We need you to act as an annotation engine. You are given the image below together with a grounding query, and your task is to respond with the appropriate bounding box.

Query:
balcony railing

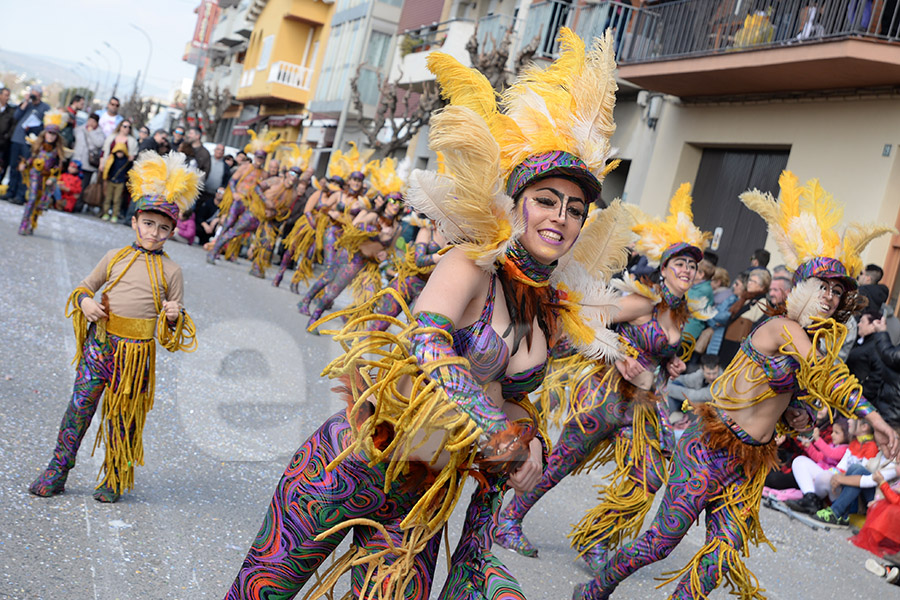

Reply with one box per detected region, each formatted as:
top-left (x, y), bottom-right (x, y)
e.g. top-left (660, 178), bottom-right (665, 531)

top-left (476, 13), bottom-right (517, 53)
top-left (401, 19), bottom-right (473, 55)
top-left (573, 1), bottom-right (649, 63)
top-left (521, 0), bottom-right (576, 58)
top-left (607, 0), bottom-right (900, 65)
top-left (268, 61), bottom-right (314, 91)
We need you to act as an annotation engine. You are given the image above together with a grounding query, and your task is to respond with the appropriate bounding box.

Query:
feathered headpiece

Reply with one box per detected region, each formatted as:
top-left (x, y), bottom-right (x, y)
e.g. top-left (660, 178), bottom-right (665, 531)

top-left (244, 129), bottom-right (280, 157)
top-left (406, 28), bottom-right (619, 269)
top-left (740, 170), bottom-right (895, 290)
top-left (629, 183), bottom-right (710, 267)
top-left (43, 109), bottom-right (66, 133)
top-left (279, 143), bottom-right (313, 174)
top-left (127, 151), bottom-right (203, 222)
top-left (328, 141), bottom-right (373, 181)
top-left (367, 157), bottom-right (404, 198)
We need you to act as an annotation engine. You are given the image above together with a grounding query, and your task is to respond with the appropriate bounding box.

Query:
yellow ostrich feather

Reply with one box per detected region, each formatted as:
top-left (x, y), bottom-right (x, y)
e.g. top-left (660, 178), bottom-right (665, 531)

top-left (328, 141), bottom-right (374, 180)
top-left (572, 201), bottom-right (636, 281)
top-left (427, 52), bottom-right (499, 122)
top-left (243, 129), bottom-right (280, 155)
top-left (741, 170), bottom-right (895, 275)
top-left (127, 151), bottom-right (202, 211)
top-left (632, 183), bottom-right (710, 266)
top-left (368, 157), bottom-right (404, 197)
top-left (43, 109), bottom-right (66, 130)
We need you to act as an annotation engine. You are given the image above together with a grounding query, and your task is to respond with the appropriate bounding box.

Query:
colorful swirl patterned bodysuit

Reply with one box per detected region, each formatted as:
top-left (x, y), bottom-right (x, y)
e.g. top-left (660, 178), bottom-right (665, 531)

top-left (496, 302), bottom-right (679, 562)
top-left (207, 166), bottom-right (265, 262)
top-left (576, 317), bottom-right (875, 600)
top-left (226, 270), bottom-right (548, 600)
top-left (18, 143), bottom-right (60, 235)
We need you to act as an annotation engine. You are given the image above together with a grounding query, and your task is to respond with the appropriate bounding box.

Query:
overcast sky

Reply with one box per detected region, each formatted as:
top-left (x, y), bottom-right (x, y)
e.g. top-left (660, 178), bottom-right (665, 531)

top-left (1, 0), bottom-right (201, 95)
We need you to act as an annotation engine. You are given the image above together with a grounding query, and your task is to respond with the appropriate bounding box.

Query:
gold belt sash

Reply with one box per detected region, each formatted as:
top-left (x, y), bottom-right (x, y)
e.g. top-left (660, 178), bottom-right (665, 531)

top-left (106, 313), bottom-right (156, 340)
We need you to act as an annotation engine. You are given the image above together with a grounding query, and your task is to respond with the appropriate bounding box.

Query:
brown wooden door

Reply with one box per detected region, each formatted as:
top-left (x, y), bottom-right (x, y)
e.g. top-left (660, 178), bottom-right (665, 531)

top-left (690, 148), bottom-right (790, 277)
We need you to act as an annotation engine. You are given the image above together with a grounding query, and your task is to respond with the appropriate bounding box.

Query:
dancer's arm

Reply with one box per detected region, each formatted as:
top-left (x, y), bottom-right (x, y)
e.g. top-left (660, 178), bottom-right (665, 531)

top-left (612, 294), bottom-right (656, 382)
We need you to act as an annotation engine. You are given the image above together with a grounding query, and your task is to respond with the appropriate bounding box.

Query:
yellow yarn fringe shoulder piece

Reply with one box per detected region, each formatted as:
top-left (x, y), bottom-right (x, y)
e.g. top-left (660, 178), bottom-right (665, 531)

top-left (65, 286), bottom-right (94, 365)
top-left (631, 183), bottom-right (711, 266)
top-left (740, 170), bottom-right (896, 276)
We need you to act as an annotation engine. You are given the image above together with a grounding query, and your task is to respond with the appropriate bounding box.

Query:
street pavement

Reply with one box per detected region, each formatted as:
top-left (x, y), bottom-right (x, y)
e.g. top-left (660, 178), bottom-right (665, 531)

top-left (1, 201), bottom-right (895, 599)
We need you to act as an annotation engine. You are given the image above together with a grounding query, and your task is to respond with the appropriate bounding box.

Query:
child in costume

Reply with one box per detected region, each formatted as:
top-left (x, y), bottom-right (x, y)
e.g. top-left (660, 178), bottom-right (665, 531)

top-left (248, 145), bottom-right (313, 279)
top-left (225, 29), bottom-right (627, 600)
top-left (854, 470), bottom-right (900, 560)
top-left (495, 184), bottom-right (714, 569)
top-left (28, 151), bottom-right (199, 503)
top-left (575, 171), bottom-right (900, 600)
top-left (207, 130), bottom-right (277, 264)
top-left (57, 159), bottom-right (84, 213)
top-left (17, 109), bottom-right (67, 235)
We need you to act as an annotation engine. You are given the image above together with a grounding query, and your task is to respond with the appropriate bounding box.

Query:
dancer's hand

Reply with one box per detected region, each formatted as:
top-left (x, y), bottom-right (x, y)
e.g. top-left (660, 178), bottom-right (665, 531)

top-left (868, 411), bottom-right (900, 460)
top-left (80, 297), bottom-right (107, 323)
top-left (615, 356), bottom-right (645, 382)
top-left (162, 300), bottom-right (181, 322)
top-left (509, 438), bottom-right (542, 494)
top-left (873, 471), bottom-right (885, 486)
top-left (874, 316), bottom-right (888, 333)
top-left (666, 357), bottom-right (686, 378)
top-left (784, 407), bottom-right (812, 432)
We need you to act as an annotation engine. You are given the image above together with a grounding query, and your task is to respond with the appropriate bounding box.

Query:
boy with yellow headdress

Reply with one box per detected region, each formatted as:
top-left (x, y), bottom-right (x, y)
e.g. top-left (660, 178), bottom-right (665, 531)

top-left (28, 151), bottom-right (199, 503)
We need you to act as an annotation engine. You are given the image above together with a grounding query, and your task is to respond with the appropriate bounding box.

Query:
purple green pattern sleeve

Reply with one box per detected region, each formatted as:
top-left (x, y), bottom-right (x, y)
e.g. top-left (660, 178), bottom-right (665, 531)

top-left (409, 311), bottom-right (509, 437)
top-left (414, 243), bottom-right (437, 268)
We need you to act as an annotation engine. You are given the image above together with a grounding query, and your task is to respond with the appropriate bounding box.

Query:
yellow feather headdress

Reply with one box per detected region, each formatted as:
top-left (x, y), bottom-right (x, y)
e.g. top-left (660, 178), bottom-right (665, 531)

top-left (629, 183), bottom-right (711, 267)
top-left (406, 27), bottom-right (619, 269)
top-left (328, 141), bottom-right (374, 181)
top-left (278, 143), bottom-right (313, 173)
top-left (43, 109), bottom-right (66, 132)
top-left (127, 151), bottom-right (203, 221)
top-left (367, 157), bottom-right (404, 197)
top-left (243, 129), bottom-right (280, 155)
top-left (740, 170), bottom-right (895, 280)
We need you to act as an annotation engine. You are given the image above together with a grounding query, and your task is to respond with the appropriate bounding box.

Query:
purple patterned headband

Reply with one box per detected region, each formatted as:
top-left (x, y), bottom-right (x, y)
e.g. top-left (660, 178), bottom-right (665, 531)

top-left (660, 242), bottom-right (703, 267)
top-left (792, 257), bottom-right (857, 290)
top-left (506, 151), bottom-right (603, 206)
top-left (133, 195), bottom-right (180, 223)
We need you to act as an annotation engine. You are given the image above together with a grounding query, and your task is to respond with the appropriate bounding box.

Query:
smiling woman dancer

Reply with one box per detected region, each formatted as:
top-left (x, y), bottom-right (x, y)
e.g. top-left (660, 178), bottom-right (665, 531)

top-left (224, 28), bottom-right (629, 600)
top-left (495, 184), bottom-right (714, 567)
top-left (574, 171), bottom-right (900, 600)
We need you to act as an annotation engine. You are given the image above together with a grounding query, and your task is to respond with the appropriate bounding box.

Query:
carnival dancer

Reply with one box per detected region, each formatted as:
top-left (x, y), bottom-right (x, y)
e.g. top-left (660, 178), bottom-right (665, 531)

top-left (362, 214), bottom-right (446, 331)
top-left (574, 171), bottom-right (900, 600)
top-left (224, 28), bottom-right (627, 600)
top-left (248, 145), bottom-right (313, 279)
top-left (28, 151), bottom-right (199, 503)
top-left (17, 109), bottom-right (67, 235)
top-left (207, 129), bottom-right (278, 264)
top-left (495, 184), bottom-right (714, 567)
top-left (270, 145), bottom-right (314, 288)
top-left (274, 173), bottom-right (343, 292)
top-left (301, 158), bottom-right (406, 333)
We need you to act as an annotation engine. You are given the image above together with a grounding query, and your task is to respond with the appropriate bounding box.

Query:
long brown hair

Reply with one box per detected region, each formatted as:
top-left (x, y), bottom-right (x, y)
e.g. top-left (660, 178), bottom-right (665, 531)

top-left (31, 128), bottom-right (67, 157)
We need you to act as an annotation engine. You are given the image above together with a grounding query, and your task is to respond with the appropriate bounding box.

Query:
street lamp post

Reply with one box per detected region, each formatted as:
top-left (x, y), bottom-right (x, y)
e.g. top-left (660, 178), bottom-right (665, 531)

top-left (93, 50), bottom-right (112, 100)
top-left (130, 23), bottom-right (153, 98)
top-left (103, 42), bottom-right (122, 98)
top-left (78, 61), bottom-right (99, 102)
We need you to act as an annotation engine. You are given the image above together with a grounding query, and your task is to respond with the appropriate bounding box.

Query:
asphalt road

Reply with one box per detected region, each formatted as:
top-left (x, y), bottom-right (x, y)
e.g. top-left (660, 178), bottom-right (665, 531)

top-left (1, 201), bottom-right (895, 599)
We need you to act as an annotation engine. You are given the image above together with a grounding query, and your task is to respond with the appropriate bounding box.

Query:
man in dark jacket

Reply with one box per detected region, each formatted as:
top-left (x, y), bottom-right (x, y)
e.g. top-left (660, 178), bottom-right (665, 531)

top-left (0, 87), bottom-right (15, 182)
top-left (873, 315), bottom-right (900, 427)
top-left (3, 85), bottom-right (50, 203)
top-left (847, 310), bottom-right (885, 403)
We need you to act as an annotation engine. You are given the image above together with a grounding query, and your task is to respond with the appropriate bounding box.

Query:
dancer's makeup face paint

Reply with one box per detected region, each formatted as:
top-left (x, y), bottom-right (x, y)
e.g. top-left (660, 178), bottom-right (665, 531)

top-left (661, 256), bottom-right (698, 296)
top-left (517, 176), bottom-right (584, 265)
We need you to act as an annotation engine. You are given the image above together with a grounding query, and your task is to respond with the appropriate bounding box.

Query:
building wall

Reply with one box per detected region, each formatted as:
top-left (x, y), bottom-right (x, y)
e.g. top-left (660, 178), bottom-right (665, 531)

top-left (397, 0), bottom-right (446, 32)
top-left (628, 95), bottom-right (900, 270)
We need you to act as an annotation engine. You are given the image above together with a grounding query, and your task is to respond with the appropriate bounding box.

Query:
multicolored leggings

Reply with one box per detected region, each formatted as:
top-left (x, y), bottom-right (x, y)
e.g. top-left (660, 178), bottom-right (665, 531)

top-left (249, 219), bottom-right (277, 277)
top-left (438, 474), bottom-right (525, 600)
top-left (584, 416), bottom-right (760, 599)
top-left (18, 171), bottom-right (55, 234)
top-left (209, 201), bottom-right (260, 261)
top-left (502, 373), bottom-right (666, 535)
top-left (37, 329), bottom-right (129, 485)
top-left (365, 275), bottom-right (427, 331)
top-left (225, 410), bottom-right (439, 600)
top-left (323, 224), bottom-right (341, 265)
top-left (300, 249), bottom-right (366, 320)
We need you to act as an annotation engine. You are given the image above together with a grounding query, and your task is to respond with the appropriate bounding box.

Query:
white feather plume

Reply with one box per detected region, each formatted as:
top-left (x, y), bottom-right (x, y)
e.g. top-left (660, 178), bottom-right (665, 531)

top-left (612, 272), bottom-right (661, 304)
top-left (404, 170), bottom-right (466, 241)
top-left (786, 277), bottom-right (827, 328)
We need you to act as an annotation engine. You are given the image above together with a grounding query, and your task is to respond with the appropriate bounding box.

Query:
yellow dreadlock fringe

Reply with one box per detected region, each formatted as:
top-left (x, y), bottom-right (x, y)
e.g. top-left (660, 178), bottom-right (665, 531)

top-left (569, 400), bottom-right (668, 554)
top-left (313, 210), bottom-right (331, 263)
top-left (223, 235), bottom-right (245, 261)
top-left (535, 353), bottom-right (596, 430)
top-left (218, 185), bottom-right (235, 220)
top-left (65, 286), bottom-right (93, 365)
top-left (283, 215), bottom-right (318, 284)
top-left (351, 260), bottom-right (383, 307)
top-left (157, 310), bottom-right (198, 353)
top-left (92, 326), bottom-right (156, 494)
top-left (250, 221), bottom-right (280, 274)
top-left (781, 318), bottom-right (867, 419)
